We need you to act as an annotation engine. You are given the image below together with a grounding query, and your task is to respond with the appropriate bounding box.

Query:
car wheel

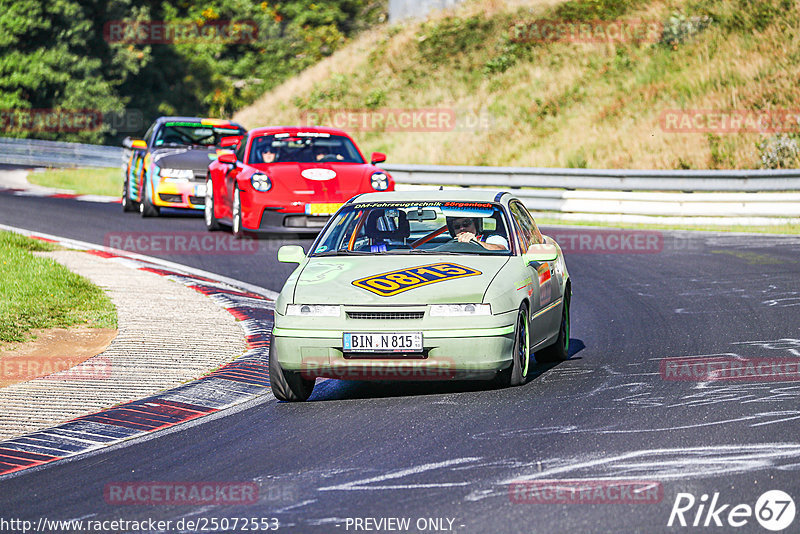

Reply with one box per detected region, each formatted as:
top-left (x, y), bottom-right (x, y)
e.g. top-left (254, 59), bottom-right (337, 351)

top-left (269, 334), bottom-right (315, 401)
top-left (232, 185), bottom-right (244, 239)
top-left (122, 176), bottom-right (137, 213)
top-left (204, 177), bottom-right (221, 231)
top-left (536, 290), bottom-right (570, 363)
top-left (139, 178), bottom-right (160, 218)
top-left (495, 303), bottom-right (530, 387)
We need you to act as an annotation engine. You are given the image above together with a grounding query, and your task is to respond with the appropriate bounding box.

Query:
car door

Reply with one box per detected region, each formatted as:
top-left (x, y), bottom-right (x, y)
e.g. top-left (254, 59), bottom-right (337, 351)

top-left (220, 137), bottom-right (247, 219)
top-left (130, 122), bottom-right (156, 202)
top-left (509, 200), bottom-right (561, 344)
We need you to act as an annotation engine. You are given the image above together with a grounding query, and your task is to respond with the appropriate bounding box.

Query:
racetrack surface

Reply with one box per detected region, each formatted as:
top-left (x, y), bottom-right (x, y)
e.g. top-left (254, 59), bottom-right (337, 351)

top-left (2, 190), bottom-right (800, 533)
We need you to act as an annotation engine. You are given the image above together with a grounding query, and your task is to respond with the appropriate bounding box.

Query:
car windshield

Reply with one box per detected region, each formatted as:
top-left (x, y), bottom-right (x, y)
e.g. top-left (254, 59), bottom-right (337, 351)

top-left (154, 122), bottom-right (245, 147)
top-left (248, 133), bottom-right (364, 164)
top-left (311, 201), bottom-right (512, 256)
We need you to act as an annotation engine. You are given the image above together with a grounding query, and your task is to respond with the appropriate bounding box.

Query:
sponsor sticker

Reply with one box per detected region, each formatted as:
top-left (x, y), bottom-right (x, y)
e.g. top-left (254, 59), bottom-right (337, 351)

top-left (352, 263), bottom-right (482, 297)
top-left (538, 263), bottom-right (552, 306)
top-left (300, 168), bottom-right (337, 181)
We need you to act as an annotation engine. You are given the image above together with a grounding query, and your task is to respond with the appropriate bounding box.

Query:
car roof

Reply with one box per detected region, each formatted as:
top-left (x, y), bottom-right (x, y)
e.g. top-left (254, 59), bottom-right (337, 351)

top-left (246, 126), bottom-right (352, 137)
top-left (156, 116), bottom-right (245, 128)
top-left (350, 189), bottom-right (511, 204)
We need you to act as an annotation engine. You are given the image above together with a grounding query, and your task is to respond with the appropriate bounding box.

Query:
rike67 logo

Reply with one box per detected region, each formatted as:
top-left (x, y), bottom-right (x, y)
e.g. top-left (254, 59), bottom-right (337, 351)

top-left (668, 490), bottom-right (795, 531)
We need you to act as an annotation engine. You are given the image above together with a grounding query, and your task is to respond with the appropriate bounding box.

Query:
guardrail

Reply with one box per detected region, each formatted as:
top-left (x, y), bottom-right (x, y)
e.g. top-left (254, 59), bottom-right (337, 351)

top-left (1, 137), bottom-right (797, 223)
top-left (380, 164), bottom-right (800, 192)
top-left (0, 137), bottom-right (123, 168)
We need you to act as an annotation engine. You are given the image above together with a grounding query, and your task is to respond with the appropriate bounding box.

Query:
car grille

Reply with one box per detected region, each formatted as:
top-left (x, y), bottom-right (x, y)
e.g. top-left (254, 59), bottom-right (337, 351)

top-left (347, 311), bottom-right (425, 320)
top-left (284, 215), bottom-right (330, 228)
top-left (343, 351), bottom-right (428, 359)
top-left (158, 193), bottom-right (182, 203)
top-left (189, 195), bottom-right (205, 205)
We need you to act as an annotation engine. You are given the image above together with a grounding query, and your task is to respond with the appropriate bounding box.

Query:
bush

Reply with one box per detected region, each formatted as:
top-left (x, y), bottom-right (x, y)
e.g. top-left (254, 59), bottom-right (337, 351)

top-left (661, 13), bottom-right (712, 48)
top-left (758, 134), bottom-right (800, 169)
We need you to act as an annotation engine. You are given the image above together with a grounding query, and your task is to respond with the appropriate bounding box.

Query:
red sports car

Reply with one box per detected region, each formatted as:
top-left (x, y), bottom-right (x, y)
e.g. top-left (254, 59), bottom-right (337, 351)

top-left (205, 126), bottom-right (394, 236)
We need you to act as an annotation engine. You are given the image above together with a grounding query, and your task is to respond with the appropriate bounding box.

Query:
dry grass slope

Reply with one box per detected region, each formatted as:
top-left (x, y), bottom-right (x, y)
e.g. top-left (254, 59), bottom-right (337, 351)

top-left (235, 0), bottom-right (800, 169)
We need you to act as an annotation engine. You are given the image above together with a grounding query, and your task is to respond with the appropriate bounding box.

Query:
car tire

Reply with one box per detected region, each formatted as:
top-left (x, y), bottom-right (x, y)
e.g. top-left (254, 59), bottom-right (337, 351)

top-left (139, 178), bottom-right (160, 218)
top-left (536, 289), bottom-right (570, 363)
top-left (204, 176), bottom-right (221, 231)
top-left (122, 176), bottom-right (137, 213)
top-left (495, 304), bottom-right (530, 387)
top-left (269, 334), bottom-right (315, 402)
top-left (232, 185), bottom-right (244, 239)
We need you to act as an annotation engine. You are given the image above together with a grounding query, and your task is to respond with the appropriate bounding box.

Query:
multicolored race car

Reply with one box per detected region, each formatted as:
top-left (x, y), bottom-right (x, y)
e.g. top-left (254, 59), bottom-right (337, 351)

top-left (269, 189), bottom-right (572, 401)
top-left (204, 126), bottom-right (394, 236)
top-left (122, 116), bottom-right (246, 217)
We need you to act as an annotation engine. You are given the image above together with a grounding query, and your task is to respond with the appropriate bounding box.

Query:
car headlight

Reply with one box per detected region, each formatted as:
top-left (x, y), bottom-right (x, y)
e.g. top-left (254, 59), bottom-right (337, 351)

top-left (251, 172), bottom-right (272, 192)
top-left (430, 304), bottom-right (491, 316)
top-left (370, 172), bottom-right (389, 191)
top-left (286, 304), bottom-right (340, 317)
top-left (158, 168), bottom-right (194, 181)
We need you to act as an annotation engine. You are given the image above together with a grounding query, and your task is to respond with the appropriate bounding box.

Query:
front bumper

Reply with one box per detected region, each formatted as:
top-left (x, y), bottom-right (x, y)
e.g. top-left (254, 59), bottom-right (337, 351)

top-left (248, 208), bottom-right (331, 234)
top-left (271, 325), bottom-right (515, 381)
top-left (153, 180), bottom-right (205, 210)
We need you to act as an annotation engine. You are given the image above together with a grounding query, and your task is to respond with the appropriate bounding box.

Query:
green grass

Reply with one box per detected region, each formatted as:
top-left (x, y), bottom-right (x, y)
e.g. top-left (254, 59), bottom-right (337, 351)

top-left (533, 216), bottom-right (800, 234)
top-left (0, 231), bottom-right (117, 343)
top-left (27, 167), bottom-right (120, 197)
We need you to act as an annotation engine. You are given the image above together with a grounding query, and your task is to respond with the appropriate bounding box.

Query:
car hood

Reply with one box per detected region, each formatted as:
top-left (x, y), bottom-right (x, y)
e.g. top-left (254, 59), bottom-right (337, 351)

top-left (255, 162), bottom-right (376, 201)
top-left (152, 147), bottom-right (219, 175)
top-left (291, 255), bottom-right (510, 305)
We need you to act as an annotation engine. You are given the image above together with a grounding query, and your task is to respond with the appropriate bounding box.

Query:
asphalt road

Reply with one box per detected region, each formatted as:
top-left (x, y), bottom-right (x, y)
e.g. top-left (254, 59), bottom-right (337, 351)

top-left (2, 190), bottom-right (800, 533)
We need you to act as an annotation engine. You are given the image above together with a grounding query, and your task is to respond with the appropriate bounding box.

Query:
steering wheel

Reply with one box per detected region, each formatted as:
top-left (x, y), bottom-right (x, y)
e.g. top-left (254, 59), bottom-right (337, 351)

top-left (447, 236), bottom-right (481, 245)
top-left (435, 238), bottom-right (484, 252)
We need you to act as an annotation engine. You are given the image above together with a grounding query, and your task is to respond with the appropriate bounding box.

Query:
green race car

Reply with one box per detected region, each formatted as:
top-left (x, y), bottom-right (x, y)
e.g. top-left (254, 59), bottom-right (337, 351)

top-left (270, 190), bottom-right (571, 401)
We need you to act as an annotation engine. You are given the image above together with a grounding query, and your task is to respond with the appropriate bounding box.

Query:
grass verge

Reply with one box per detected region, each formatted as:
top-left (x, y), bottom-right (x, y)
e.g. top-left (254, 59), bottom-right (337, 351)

top-left (0, 231), bottom-right (117, 343)
top-left (27, 168), bottom-right (120, 197)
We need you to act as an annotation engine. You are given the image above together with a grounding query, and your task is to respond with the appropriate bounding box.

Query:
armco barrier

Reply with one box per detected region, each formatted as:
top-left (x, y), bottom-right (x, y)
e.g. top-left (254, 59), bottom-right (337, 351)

top-left (0, 137), bottom-right (123, 168)
top-left (379, 164), bottom-right (800, 192)
top-left (1, 137), bottom-right (798, 222)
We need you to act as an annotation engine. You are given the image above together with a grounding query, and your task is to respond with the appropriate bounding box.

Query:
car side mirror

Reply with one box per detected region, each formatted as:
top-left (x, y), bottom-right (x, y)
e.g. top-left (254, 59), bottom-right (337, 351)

top-left (219, 135), bottom-right (242, 148)
top-left (370, 152), bottom-right (386, 165)
top-left (123, 137), bottom-right (147, 149)
top-left (217, 152), bottom-right (237, 165)
top-left (278, 245), bottom-right (306, 264)
top-left (523, 243), bottom-right (558, 264)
